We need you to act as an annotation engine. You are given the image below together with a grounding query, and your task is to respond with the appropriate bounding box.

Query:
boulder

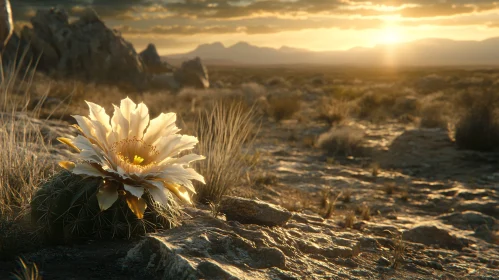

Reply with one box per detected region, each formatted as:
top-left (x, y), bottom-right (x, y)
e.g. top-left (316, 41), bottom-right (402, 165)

top-left (174, 56), bottom-right (209, 89)
top-left (219, 196), bottom-right (292, 226)
top-left (402, 225), bottom-right (467, 250)
top-left (12, 8), bottom-right (147, 89)
top-left (150, 72), bottom-right (180, 90)
top-left (139, 43), bottom-right (174, 74)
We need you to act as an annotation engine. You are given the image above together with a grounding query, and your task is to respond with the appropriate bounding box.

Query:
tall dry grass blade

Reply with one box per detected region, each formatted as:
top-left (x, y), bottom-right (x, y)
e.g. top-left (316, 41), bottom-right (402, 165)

top-left (0, 44), bottom-right (53, 219)
top-left (194, 100), bottom-right (258, 204)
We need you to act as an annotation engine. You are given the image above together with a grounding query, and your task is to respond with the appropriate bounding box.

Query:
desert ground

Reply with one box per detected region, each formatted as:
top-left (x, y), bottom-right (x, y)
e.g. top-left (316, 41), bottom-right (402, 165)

top-left (0, 62), bottom-right (499, 280)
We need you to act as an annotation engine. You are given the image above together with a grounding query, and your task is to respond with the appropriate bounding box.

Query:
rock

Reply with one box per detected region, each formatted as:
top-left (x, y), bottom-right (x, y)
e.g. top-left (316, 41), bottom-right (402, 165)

top-left (14, 7), bottom-right (147, 89)
top-left (121, 213), bottom-right (293, 279)
top-left (456, 201), bottom-right (499, 216)
top-left (150, 73), bottom-right (180, 90)
top-left (402, 225), bottom-right (467, 250)
top-left (0, 0), bottom-right (13, 49)
top-left (439, 211), bottom-right (498, 230)
top-left (377, 256), bottom-right (391, 266)
top-left (139, 43), bottom-right (174, 74)
top-left (219, 196), bottom-right (292, 226)
top-left (174, 57), bottom-right (210, 89)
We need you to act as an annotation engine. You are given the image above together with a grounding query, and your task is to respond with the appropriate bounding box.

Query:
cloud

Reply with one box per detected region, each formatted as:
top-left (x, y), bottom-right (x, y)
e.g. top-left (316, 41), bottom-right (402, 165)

top-left (10, 0), bottom-right (499, 37)
top-left (115, 17), bottom-right (383, 37)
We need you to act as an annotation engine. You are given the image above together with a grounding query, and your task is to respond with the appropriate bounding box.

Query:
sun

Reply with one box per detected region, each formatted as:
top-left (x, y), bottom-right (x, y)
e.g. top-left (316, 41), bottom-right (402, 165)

top-left (381, 27), bottom-right (401, 44)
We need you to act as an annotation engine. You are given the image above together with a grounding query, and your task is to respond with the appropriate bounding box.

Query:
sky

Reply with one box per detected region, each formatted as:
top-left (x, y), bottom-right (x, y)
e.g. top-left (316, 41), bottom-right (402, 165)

top-left (12, 0), bottom-right (499, 55)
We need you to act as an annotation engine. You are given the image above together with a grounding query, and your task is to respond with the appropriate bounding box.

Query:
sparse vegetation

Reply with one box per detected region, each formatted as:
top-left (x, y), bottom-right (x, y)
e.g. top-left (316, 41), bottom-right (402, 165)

top-left (391, 234), bottom-right (406, 269)
top-left (454, 92), bottom-right (499, 151)
top-left (267, 91), bottom-right (301, 121)
top-left (317, 97), bottom-right (350, 125)
top-left (2, 60), bottom-right (499, 279)
top-left (357, 202), bottom-right (371, 221)
top-left (383, 182), bottom-right (397, 195)
top-left (317, 125), bottom-right (366, 157)
top-left (194, 100), bottom-right (258, 204)
top-left (344, 212), bottom-right (356, 228)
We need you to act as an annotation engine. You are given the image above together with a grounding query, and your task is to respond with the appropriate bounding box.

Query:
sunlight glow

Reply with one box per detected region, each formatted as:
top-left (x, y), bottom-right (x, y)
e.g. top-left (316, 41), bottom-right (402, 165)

top-left (381, 27), bottom-right (401, 44)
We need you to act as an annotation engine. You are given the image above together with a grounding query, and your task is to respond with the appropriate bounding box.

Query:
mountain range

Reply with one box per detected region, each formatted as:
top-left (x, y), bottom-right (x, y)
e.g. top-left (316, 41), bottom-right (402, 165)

top-left (165, 38), bottom-right (499, 66)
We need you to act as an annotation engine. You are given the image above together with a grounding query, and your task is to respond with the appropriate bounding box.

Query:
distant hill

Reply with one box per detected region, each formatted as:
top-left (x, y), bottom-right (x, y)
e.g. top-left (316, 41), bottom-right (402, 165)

top-left (165, 38), bottom-right (499, 66)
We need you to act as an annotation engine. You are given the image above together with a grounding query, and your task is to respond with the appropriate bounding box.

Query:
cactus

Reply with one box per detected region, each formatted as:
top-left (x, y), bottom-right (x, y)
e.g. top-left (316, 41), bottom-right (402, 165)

top-left (31, 170), bottom-right (182, 244)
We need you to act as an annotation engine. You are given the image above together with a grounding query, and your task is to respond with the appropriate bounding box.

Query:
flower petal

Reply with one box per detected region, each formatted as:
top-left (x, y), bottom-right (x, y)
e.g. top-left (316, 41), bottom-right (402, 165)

top-left (120, 97), bottom-right (136, 122)
top-left (124, 192), bottom-right (147, 219)
top-left (96, 183), bottom-right (119, 211)
top-left (57, 137), bottom-right (80, 152)
top-left (143, 112), bottom-right (179, 145)
top-left (124, 184), bottom-right (145, 199)
top-left (59, 161), bottom-right (75, 170)
top-left (72, 163), bottom-right (104, 177)
top-left (86, 101), bottom-right (111, 130)
top-left (129, 102), bottom-right (149, 139)
top-left (164, 182), bottom-right (192, 205)
top-left (155, 135), bottom-right (199, 161)
top-left (111, 104), bottom-right (129, 140)
top-left (154, 165), bottom-right (204, 193)
top-left (159, 154), bottom-right (205, 167)
top-left (146, 181), bottom-right (169, 206)
top-left (72, 115), bottom-right (94, 139)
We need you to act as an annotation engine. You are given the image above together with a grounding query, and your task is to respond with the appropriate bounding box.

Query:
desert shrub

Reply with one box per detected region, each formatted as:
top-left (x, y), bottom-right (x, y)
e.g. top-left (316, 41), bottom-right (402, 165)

top-left (455, 103), bottom-right (499, 151)
top-left (317, 125), bottom-right (366, 157)
top-left (392, 95), bottom-right (421, 118)
top-left (194, 100), bottom-right (258, 204)
top-left (419, 102), bottom-right (449, 129)
top-left (355, 92), bottom-right (391, 122)
top-left (453, 90), bottom-right (499, 151)
top-left (267, 90), bottom-right (302, 121)
top-left (310, 76), bottom-right (326, 86)
top-left (414, 74), bottom-right (448, 95)
top-left (266, 76), bottom-right (291, 88)
top-left (317, 97), bottom-right (350, 125)
top-left (30, 171), bottom-right (181, 243)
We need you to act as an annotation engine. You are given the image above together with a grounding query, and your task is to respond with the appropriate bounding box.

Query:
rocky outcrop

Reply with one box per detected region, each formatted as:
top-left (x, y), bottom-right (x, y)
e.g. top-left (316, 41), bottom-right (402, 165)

top-left (10, 8), bottom-right (147, 89)
top-left (139, 43), bottom-right (174, 74)
top-left (2, 7), bottom-right (210, 90)
top-left (174, 57), bottom-right (210, 89)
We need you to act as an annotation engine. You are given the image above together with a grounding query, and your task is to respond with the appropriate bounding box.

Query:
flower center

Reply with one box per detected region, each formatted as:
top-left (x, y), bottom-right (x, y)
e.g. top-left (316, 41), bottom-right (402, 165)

top-left (111, 137), bottom-right (159, 167)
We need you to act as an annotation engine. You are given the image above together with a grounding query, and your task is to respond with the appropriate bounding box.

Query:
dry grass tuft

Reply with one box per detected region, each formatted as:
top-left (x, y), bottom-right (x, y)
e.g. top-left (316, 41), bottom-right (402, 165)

top-left (356, 202), bottom-right (371, 221)
top-left (317, 125), bottom-right (366, 157)
top-left (391, 234), bottom-right (406, 269)
top-left (0, 59), bottom-right (55, 220)
top-left (321, 189), bottom-right (340, 219)
top-left (194, 100), bottom-right (258, 204)
top-left (267, 92), bottom-right (301, 121)
top-left (341, 189), bottom-right (352, 203)
top-left (344, 212), bottom-right (356, 228)
top-left (370, 162), bottom-right (380, 177)
top-left (11, 258), bottom-right (42, 280)
top-left (317, 98), bottom-right (350, 125)
top-left (383, 182), bottom-right (397, 195)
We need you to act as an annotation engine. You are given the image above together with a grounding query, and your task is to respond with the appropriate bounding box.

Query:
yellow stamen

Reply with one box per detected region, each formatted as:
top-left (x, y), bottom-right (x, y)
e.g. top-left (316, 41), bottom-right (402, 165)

top-left (133, 155), bottom-right (145, 165)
